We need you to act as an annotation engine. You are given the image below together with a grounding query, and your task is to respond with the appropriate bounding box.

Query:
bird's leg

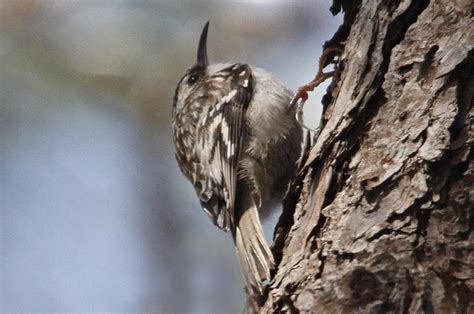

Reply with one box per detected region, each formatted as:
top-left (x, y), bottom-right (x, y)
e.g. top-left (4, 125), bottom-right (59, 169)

top-left (291, 46), bottom-right (342, 106)
top-left (291, 46), bottom-right (343, 131)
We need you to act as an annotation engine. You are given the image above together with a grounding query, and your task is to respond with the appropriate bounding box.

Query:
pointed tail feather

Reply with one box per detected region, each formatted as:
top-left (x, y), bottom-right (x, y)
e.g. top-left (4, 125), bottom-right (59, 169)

top-left (234, 205), bottom-right (275, 295)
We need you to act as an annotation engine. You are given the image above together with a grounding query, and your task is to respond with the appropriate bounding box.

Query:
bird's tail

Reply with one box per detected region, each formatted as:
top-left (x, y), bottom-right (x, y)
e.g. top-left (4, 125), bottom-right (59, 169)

top-left (234, 204), bottom-right (275, 296)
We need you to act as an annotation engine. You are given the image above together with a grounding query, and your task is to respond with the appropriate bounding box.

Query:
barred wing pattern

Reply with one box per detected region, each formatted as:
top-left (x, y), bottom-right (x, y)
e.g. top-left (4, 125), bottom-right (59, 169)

top-left (194, 64), bottom-right (253, 231)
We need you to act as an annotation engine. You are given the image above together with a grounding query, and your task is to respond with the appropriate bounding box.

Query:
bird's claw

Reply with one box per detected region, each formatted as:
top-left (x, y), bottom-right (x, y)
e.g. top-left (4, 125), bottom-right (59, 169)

top-left (291, 46), bottom-right (343, 131)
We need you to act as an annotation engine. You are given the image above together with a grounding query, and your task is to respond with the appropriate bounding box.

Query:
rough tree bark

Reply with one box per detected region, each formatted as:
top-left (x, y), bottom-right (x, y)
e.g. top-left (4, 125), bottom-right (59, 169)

top-left (249, 0), bottom-right (473, 312)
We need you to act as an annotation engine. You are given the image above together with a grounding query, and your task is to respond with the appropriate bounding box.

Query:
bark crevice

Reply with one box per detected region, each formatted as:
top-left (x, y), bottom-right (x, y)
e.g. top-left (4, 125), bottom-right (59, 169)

top-left (250, 0), bottom-right (474, 312)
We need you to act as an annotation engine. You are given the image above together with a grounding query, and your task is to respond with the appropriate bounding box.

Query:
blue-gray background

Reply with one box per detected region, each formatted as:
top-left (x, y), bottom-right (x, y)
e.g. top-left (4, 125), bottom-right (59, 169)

top-left (0, 1), bottom-right (341, 312)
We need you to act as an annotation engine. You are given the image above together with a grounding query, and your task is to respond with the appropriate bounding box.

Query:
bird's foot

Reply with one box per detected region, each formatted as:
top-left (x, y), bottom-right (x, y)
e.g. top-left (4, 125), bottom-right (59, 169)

top-left (291, 46), bottom-right (343, 131)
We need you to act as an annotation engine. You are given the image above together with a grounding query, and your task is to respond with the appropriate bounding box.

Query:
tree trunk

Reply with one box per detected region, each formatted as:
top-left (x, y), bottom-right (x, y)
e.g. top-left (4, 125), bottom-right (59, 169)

top-left (251, 0), bottom-right (473, 312)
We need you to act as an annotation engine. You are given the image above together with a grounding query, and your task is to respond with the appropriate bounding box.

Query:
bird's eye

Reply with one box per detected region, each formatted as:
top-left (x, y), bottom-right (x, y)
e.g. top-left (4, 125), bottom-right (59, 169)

top-left (187, 74), bottom-right (199, 85)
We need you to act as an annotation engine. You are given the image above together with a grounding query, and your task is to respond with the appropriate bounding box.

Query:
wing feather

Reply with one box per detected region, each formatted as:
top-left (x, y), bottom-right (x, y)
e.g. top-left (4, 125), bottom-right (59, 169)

top-left (219, 64), bottom-right (253, 229)
top-left (197, 64), bottom-right (253, 231)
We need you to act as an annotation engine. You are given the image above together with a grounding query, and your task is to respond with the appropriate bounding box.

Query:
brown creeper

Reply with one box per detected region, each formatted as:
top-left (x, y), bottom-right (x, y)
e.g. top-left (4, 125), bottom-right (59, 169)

top-left (172, 22), bottom-right (302, 295)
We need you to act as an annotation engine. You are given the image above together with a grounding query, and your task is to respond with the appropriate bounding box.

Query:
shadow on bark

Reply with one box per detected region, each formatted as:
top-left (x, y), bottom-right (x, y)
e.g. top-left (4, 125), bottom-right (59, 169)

top-left (247, 0), bottom-right (474, 312)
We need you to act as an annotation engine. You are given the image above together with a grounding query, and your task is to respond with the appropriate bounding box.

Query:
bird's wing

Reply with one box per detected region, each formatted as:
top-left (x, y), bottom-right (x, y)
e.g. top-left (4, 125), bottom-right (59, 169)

top-left (196, 64), bottom-right (253, 231)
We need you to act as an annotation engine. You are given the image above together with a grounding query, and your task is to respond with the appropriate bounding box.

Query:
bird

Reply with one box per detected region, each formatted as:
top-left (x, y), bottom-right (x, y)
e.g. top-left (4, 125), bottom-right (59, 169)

top-left (171, 21), bottom-right (302, 296)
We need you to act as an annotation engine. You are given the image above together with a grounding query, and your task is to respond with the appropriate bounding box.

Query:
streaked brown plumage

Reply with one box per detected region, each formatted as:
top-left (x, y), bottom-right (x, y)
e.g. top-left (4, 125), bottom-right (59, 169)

top-left (172, 22), bottom-right (302, 295)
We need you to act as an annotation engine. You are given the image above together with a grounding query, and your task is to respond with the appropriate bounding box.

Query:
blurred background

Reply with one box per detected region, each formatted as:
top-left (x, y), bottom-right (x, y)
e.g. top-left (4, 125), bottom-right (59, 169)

top-left (0, 1), bottom-right (341, 313)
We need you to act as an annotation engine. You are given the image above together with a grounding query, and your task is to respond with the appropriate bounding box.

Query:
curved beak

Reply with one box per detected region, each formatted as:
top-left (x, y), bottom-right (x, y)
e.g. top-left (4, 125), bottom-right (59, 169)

top-left (197, 21), bottom-right (209, 67)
